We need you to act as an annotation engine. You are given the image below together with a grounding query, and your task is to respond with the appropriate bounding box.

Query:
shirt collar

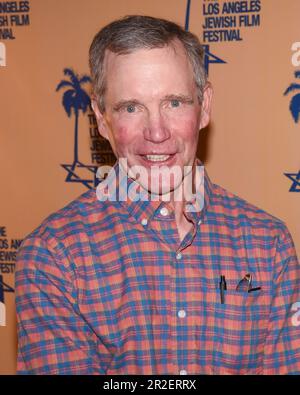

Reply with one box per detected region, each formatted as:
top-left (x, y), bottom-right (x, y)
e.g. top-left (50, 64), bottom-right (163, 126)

top-left (96, 159), bottom-right (213, 225)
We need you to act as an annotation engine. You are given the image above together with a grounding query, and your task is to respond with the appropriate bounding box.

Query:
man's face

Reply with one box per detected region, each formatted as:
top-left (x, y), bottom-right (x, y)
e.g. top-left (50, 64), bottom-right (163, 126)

top-left (93, 40), bottom-right (212, 196)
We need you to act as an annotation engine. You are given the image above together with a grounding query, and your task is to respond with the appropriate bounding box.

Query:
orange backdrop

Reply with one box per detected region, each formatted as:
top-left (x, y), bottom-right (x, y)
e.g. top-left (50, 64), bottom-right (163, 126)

top-left (0, 0), bottom-right (299, 374)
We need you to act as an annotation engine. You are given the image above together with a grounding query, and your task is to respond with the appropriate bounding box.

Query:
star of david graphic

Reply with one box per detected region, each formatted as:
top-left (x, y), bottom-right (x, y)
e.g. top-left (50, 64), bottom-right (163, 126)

top-left (61, 161), bottom-right (99, 189)
top-left (203, 45), bottom-right (226, 75)
top-left (284, 171), bottom-right (300, 192)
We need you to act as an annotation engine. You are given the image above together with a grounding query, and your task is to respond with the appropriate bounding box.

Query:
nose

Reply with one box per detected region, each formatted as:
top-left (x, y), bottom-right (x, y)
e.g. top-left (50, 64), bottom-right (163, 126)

top-left (143, 110), bottom-right (171, 143)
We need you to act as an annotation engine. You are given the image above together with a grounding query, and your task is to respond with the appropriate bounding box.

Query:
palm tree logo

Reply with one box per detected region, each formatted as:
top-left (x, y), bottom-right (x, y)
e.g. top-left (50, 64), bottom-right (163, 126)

top-left (56, 68), bottom-right (91, 164)
top-left (57, 68), bottom-right (98, 189)
top-left (284, 70), bottom-right (300, 123)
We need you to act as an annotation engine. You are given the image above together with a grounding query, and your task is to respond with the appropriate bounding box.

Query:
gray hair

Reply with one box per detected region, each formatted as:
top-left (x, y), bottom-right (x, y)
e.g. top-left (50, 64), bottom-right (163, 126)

top-left (89, 15), bottom-right (207, 112)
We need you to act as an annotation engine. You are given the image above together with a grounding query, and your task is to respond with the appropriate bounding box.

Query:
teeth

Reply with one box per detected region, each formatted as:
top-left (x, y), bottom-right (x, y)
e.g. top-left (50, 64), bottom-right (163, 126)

top-left (145, 154), bottom-right (170, 162)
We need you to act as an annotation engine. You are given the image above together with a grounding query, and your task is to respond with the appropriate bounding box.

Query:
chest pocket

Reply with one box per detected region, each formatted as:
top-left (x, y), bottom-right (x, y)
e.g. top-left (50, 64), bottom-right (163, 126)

top-left (204, 280), bottom-right (270, 375)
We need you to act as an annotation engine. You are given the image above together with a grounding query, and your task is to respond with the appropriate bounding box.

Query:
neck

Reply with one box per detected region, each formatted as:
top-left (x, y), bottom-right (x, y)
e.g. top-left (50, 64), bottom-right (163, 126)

top-left (173, 200), bottom-right (193, 241)
top-left (166, 163), bottom-right (198, 241)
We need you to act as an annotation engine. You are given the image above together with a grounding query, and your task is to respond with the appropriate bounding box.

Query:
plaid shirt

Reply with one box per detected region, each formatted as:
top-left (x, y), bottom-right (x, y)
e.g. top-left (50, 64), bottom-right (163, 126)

top-left (16, 162), bottom-right (300, 375)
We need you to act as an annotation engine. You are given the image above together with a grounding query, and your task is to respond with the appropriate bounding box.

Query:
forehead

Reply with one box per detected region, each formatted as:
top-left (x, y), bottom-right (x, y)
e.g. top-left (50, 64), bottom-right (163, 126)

top-left (106, 37), bottom-right (188, 57)
top-left (103, 40), bottom-right (195, 97)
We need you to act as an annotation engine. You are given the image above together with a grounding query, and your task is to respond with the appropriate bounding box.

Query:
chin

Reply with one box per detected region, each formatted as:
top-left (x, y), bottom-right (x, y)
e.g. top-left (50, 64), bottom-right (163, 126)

top-left (149, 181), bottom-right (181, 197)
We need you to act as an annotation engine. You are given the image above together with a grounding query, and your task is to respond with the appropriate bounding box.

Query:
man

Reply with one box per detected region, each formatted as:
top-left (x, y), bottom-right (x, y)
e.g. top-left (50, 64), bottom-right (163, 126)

top-left (16, 15), bottom-right (300, 375)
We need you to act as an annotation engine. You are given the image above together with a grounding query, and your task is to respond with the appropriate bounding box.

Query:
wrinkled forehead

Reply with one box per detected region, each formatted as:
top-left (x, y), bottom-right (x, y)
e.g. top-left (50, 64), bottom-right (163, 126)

top-left (103, 39), bottom-right (192, 76)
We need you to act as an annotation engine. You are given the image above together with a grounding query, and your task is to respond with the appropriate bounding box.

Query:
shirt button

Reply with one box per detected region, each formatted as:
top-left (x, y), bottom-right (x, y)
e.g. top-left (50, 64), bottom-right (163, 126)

top-left (176, 252), bottom-right (182, 260)
top-left (160, 207), bottom-right (169, 217)
top-left (141, 218), bottom-right (148, 226)
top-left (178, 310), bottom-right (186, 318)
top-left (179, 369), bottom-right (187, 375)
top-left (198, 219), bottom-right (202, 225)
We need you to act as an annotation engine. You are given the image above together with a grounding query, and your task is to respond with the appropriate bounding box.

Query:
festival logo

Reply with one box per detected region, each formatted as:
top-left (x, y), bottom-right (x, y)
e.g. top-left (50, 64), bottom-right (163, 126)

top-left (284, 70), bottom-right (300, 123)
top-left (283, 45), bottom-right (299, 192)
top-left (185, 0), bottom-right (226, 75)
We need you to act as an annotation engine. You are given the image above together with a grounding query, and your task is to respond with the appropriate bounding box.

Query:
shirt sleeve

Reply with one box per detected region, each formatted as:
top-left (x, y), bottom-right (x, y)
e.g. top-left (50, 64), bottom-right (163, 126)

top-left (262, 224), bottom-right (300, 374)
top-left (15, 233), bottom-right (111, 374)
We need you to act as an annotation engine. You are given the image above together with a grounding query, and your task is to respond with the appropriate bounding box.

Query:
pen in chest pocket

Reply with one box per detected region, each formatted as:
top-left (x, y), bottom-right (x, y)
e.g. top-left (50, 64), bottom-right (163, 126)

top-left (219, 275), bottom-right (227, 304)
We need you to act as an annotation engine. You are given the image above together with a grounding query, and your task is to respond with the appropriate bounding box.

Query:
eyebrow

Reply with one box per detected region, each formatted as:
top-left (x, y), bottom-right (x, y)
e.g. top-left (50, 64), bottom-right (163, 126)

top-left (163, 94), bottom-right (194, 104)
top-left (113, 94), bottom-right (194, 111)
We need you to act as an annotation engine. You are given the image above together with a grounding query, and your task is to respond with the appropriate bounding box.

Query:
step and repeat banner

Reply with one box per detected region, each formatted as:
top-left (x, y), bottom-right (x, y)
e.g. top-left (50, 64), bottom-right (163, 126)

top-left (0, 0), bottom-right (299, 374)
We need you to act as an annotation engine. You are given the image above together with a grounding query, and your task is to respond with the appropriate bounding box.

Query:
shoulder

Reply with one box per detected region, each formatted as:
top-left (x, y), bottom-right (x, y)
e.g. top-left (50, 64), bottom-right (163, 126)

top-left (209, 183), bottom-right (299, 267)
top-left (17, 188), bottom-right (118, 275)
top-left (23, 188), bottom-right (115, 246)
top-left (209, 182), bottom-right (288, 237)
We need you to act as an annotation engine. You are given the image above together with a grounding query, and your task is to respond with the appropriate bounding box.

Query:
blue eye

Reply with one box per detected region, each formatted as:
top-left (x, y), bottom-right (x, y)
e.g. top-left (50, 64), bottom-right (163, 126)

top-left (171, 99), bottom-right (180, 108)
top-left (126, 105), bottom-right (136, 113)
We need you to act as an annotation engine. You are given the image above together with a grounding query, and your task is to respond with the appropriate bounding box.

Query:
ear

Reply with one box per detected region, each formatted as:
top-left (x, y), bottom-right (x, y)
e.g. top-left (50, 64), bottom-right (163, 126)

top-left (91, 97), bottom-right (109, 140)
top-left (199, 82), bottom-right (213, 130)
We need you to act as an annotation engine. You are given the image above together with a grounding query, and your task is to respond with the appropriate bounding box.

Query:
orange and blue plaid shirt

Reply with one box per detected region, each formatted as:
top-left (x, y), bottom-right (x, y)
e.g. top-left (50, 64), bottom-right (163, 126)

top-left (16, 162), bottom-right (300, 374)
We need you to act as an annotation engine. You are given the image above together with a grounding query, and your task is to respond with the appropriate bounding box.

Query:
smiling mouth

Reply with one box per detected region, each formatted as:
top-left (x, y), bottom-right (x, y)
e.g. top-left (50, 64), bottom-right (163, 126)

top-left (144, 154), bottom-right (171, 162)
top-left (139, 153), bottom-right (177, 163)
